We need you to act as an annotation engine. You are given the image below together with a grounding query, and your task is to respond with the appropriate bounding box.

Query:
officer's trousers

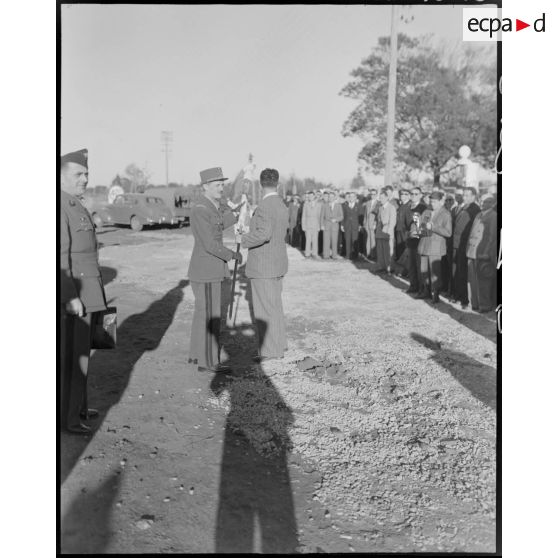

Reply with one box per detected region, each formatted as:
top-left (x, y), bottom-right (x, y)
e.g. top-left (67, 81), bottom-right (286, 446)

top-left (250, 278), bottom-right (287, 358)
top-left (60, 308), bottom-right (93, 428)
top-left (190, 281), bottom-right (222, 369)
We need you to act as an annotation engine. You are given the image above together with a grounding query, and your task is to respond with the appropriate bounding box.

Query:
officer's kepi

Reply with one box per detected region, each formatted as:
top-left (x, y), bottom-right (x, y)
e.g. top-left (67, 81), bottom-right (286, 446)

top-left (200, 167), bottom-right (227, 184)
top-left (61, 148), bottom-right (88, 168)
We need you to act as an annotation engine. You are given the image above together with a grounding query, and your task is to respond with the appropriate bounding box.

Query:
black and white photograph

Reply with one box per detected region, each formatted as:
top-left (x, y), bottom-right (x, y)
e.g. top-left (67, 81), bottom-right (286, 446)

top-left (56, 1), bottom-right (503, 554)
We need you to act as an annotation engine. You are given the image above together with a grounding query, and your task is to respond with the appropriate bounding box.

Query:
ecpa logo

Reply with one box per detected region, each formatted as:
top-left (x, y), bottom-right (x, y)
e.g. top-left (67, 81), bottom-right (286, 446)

top-left (463, 8), bottom-right (546, 42)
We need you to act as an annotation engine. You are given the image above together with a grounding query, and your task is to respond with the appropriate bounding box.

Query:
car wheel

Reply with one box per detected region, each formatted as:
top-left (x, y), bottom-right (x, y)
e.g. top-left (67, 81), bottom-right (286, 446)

top-left (130, 216), bottom-right (143, 231)
top-left (92, 213), bottom-right (103, 228)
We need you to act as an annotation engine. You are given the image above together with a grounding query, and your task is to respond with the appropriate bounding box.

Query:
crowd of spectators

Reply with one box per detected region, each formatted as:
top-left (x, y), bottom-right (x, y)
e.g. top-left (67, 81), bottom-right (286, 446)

top-left (283, 184), bottom-right (498, 314)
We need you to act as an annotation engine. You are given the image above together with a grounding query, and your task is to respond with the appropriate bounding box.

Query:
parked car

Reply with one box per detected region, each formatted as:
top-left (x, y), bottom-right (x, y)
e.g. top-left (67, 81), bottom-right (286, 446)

top-left (144, 186), bottom-right (191, 226)
top-left (91, 194), bottom-right (178, 231)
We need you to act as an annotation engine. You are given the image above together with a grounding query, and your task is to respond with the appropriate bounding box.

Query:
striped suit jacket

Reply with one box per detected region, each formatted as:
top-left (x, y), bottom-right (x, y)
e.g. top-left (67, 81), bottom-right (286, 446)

top-left (242, 194), bottom-right (289, 279)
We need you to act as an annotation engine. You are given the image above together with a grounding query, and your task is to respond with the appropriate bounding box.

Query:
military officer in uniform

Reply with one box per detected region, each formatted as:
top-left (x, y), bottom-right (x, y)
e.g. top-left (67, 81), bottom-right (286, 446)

top-left (188, 167), bottom-right (241, 373)
top-left (60, 149), bottom-right (107, 434)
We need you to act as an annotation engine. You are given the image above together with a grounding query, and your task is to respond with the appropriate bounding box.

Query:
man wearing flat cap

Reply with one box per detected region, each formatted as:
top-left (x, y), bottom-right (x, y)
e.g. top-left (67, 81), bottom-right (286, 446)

top-left (238, 168), bottom-right (289, 361)
top-left (188, 167), bottom-right (241, 373)
top-left (60, 149), bottom-right (107, 434)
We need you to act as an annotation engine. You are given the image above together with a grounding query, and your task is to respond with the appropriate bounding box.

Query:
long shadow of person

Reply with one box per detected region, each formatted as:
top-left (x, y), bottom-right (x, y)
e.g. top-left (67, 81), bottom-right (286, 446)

top-left (60, 471), bottom-right (122, 554)
top-left (411, 332), bottom-right (496, 410)
top-left (208, 301), bottom-right (299, 552)
top-left (60, 279), bottom-right (189, 485)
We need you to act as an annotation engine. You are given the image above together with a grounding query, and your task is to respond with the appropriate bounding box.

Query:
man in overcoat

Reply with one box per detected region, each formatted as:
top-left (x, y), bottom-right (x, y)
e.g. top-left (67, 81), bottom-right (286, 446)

top-left (416, 191), bottom-right (452, 303)
top-left (240, 169), bottom-right (289, 361)
top-left (450, 187), bottom-right (481, 307)
top-left (60, 149), bottom-right (107, 434)
top-left (188, 167), bottom-right (242, 373)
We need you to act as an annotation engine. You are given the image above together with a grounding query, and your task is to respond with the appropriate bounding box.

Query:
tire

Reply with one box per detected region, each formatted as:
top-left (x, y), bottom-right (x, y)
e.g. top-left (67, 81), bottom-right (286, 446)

top-left (92, 213), bottom-right (104, 229)
top-left (130, 216), bottom-right (143, 231)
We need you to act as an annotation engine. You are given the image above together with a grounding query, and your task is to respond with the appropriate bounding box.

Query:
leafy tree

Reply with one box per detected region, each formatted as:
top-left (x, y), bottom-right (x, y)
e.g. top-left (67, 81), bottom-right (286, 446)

top-left (340, 34), bottom-right (497, 185)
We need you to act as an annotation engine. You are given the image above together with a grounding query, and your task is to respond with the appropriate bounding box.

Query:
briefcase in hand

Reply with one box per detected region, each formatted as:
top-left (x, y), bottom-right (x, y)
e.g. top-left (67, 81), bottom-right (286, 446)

top-left (92, 307), bottom-right (117, 349)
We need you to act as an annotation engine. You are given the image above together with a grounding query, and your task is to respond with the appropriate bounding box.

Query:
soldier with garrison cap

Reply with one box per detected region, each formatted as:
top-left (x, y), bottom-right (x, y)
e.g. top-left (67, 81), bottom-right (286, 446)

top-left (187, 167), bottom-right (241, 374)
top-left (60, 149), bottom-right (107, 434)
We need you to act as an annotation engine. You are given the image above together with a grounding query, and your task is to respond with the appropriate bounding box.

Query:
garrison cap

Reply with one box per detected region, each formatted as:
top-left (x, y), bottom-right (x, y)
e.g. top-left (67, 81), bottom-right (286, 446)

top-left (430, 191), bottom-right (444, 201)
top-left (61, 148), bottom-right (88, 168)
top-left (200, 167), bottom-right (227, 184)
top-left (260, 168), bottom-right (279, 185)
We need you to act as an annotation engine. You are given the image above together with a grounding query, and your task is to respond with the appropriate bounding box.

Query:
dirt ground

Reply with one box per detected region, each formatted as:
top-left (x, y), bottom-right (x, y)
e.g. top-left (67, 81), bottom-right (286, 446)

top-left (60, 224), bottom-right (497, 554)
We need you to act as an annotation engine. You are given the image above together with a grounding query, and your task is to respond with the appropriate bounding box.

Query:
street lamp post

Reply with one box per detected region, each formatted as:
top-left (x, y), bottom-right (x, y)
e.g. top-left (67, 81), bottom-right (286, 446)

top-left (384, 5), bottom-right (399, 187)
top-left (161, 131), bottom-right (173, 187)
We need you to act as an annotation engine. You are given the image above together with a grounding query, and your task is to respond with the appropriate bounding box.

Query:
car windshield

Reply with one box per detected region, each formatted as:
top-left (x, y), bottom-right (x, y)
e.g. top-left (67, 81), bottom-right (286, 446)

top-left (146, 197), bottom-right (163, 204)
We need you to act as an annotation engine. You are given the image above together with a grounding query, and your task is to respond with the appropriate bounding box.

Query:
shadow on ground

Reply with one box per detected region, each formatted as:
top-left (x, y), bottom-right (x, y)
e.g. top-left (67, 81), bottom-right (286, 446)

top-left (207, 280), bottom-right (299, 553)
top-left (60, 471), bottom-right (122, 554)
top-left (60, 280), bottom-right (189, 552)
top-left (351, 258), bottom-right (497, 343)
top-left (60, 279), bottom-right (189, 484)
top-left (411, 332), bottom-right (496, 410)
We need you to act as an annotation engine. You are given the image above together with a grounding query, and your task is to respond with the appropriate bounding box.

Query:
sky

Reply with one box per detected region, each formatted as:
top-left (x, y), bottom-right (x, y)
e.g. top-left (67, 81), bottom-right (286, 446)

top-left (61, 4), bottom-right (489, 188)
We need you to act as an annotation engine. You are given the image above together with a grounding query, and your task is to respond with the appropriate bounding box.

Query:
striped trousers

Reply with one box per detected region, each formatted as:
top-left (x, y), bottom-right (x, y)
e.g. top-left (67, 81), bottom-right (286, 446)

top-left (250, 277), bottom-right (287, 358)
top-left (190, 281), bottom-right (222, 368)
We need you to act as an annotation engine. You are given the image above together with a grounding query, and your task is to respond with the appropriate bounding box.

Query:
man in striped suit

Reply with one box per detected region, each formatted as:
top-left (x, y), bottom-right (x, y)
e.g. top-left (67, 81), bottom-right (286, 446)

top-left (240, 168), bottom-right (289, 362)
top-left (188, 167), bottom-right (242, 373)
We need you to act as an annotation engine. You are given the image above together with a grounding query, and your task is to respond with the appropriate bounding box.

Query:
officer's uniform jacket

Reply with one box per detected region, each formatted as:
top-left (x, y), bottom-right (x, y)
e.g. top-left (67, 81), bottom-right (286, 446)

top-left (187, 195), bottom-right (237, 282)
top-left (418, 206), bottom-right (452, 257)
top-left (60, 191), bottom-right (107, 314)
top-left (242, 193), bottom-right (289, 279)
top-left (301, 201), bottom-right (322, 231)
top-left (320, 201), bottom-right (344, 229)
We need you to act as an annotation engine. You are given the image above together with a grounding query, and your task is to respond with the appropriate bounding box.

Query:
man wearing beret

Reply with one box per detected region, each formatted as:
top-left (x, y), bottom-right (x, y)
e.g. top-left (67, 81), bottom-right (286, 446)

top-left (60, 149), bottom-right (106, 434)
top-left (239, 168), bottom-right (289, 361)
top-left (188, 167), bottom-right (241, 373)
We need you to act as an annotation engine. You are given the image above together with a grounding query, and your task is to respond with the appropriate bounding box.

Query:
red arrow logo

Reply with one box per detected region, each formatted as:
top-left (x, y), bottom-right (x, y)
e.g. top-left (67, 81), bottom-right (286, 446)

top-left (516, 19), bottom-right (530, 31)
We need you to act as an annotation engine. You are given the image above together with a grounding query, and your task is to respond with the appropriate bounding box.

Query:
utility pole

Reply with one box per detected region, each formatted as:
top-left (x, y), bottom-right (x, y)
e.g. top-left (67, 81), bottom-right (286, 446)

top-left (384, 5), bottom-right (399, 187)
top-left (161, 131), bottom-right (173, 187)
